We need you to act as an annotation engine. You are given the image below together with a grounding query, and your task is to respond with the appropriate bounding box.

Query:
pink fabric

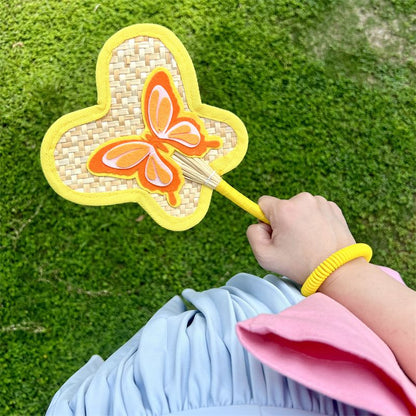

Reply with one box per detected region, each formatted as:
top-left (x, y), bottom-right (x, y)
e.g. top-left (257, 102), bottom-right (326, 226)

top-left (236, 273), bottom-right (416, 415)
top-left (378, 265), bottom-right (405, 284)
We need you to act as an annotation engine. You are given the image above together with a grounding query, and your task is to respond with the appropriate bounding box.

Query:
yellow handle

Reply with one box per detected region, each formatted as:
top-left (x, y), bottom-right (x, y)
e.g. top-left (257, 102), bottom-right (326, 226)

top-left (215, 179), bottom-right (270, 224)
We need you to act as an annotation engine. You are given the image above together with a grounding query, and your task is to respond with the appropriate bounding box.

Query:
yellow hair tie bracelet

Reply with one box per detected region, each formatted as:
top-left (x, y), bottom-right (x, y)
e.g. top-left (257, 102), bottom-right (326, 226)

top-left (301, 243), bottom-right (373, 296)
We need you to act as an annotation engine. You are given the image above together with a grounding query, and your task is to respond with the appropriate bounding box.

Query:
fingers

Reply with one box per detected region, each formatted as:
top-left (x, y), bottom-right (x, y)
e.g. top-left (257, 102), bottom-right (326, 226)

top-left (257, 195), bottom-right (280, 223)
top-left (258, 193), bottom-right (343, 223)
top-left (258, 195), bottom-right (295, 229)
top-left (259, 192), bottom-right (318, 229)
top-left (246, 222), bottom-right (272, 251)
top-left (246, 222), bottom-right (274, 269)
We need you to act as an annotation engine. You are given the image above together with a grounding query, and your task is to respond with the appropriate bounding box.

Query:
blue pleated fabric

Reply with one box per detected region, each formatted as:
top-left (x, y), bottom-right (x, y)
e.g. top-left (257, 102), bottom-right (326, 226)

top-left (46, 274), bottom-right (374, 416)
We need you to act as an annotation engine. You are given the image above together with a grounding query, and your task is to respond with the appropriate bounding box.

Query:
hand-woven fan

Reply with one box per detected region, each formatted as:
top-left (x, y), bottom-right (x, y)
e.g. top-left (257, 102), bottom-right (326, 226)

top-left (41, 24), bottom-right (268, 231)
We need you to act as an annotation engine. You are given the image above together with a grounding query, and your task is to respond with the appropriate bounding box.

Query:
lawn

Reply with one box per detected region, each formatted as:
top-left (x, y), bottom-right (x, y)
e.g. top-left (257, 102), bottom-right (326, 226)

top-left (1, 0), bottom-right (415, 413)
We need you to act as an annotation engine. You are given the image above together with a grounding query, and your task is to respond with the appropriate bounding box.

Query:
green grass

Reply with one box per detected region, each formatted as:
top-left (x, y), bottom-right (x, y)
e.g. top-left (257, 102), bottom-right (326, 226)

top-left (1, 0), bottom-right (415, 413)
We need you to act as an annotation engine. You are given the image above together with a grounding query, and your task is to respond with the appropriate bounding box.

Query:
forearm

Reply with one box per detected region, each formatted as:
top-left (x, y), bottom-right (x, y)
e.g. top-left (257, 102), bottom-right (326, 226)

top-left (247, 193), bottom-right (416, 383)
top-left (320, 259), bottom-right (416, 384)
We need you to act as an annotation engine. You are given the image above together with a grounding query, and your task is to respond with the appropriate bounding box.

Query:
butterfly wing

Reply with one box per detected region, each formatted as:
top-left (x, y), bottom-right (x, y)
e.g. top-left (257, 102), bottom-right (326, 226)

top-left (88, 138), bottom-right (182, 206)
top-left (143, 69), bottom-right (221, 156)
top-left (88, 139), bottom-right (153, 177)
top-left (165, 118), bottom-right (212, 153)
top-left (140, 150), bottom-right (182, 206)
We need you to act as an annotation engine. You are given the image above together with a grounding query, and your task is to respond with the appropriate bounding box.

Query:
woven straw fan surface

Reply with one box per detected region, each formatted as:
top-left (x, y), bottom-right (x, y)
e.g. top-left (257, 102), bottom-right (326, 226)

top-left (41, 24), bottom-right (267, 230)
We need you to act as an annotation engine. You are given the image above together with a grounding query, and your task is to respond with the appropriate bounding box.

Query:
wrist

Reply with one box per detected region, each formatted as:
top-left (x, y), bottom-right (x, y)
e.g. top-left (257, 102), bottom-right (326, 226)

top-left (319, 258), bottom-right (374, 295)
top-left (300, 243), bottom-right (373, 296)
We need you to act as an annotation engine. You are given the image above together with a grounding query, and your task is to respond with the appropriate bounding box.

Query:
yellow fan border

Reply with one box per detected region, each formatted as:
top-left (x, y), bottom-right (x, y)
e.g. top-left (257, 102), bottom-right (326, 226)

top-left (40, 24), bottom-right (248, 231)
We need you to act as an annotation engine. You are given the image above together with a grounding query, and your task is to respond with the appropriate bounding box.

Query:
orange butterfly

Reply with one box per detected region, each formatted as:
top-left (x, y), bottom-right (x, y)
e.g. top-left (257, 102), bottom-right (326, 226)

top-left (88, 68), bottom-right (221, 207)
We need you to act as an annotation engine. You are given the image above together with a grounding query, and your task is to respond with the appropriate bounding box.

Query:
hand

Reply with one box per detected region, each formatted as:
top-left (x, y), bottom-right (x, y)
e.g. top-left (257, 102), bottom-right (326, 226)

top-left (246, 192), bottom-right (355, 284)
top-left (248, 192), bottom-right (416, 385)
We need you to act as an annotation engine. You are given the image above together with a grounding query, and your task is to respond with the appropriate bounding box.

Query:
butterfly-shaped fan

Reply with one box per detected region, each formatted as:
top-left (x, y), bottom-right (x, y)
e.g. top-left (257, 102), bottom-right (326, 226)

top-left (41, 24), bottom-right (268, 231)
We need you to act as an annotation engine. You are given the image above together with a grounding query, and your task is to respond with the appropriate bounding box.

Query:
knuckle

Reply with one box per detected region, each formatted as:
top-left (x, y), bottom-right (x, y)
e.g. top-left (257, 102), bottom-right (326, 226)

top-left (258, 195), bottom-right (272, 204)
top-left (294, 192), bottom-right (314, 203)
top-left (329, 201), bottom-right (341, 210)
top-left (258, 195), bottom-right (277, 209)
top-left (246, 224), bottom-right (257, 238)
top-left (314, 195), bottom-right (328, 204)
top-left (329, 201), bottom-right (344, 218)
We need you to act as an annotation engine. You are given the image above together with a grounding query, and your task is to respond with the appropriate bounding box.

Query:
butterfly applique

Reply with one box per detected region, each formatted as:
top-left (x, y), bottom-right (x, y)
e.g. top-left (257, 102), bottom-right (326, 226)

top-left (87, 68), bottom-right (221, 207)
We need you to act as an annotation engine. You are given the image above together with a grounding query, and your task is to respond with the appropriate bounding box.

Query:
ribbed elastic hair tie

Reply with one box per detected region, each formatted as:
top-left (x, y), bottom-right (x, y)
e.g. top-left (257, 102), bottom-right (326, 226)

top-left (301, 243), bottom-right (373, 296)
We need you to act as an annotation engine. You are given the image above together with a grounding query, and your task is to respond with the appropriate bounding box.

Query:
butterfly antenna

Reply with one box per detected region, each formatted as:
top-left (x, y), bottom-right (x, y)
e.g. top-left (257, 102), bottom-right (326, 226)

top-left (172, 152), bottom-right (221, 189)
